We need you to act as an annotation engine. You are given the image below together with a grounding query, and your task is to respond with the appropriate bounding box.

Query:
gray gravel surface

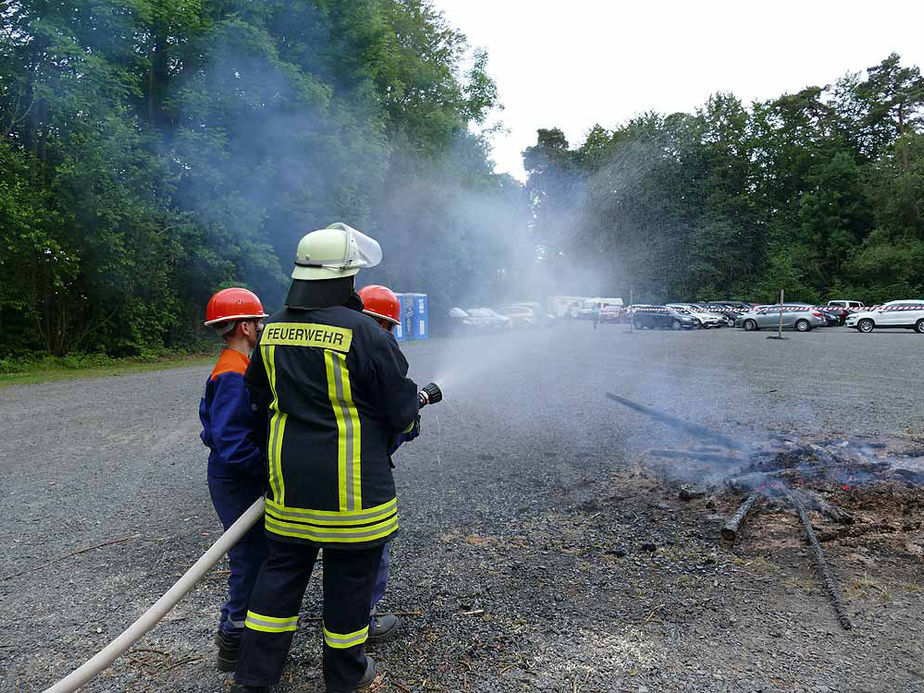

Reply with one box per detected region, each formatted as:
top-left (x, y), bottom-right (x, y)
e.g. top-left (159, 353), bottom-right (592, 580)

top-left (1, 325), bottom-right (922, 692)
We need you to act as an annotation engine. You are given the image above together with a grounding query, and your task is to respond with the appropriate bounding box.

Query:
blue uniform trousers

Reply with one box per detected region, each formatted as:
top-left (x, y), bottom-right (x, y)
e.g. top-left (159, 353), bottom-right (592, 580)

top-left (208, 475), bottom-right (268, 638)
top-left (369, 543), bottom-right (390, 624)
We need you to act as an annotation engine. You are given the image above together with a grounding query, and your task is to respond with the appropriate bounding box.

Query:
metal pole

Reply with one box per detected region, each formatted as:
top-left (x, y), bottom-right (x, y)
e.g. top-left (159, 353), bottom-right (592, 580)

top-left (629, 288), bottom-right (634, 333)
top-left (44, 498), bottom-right (266, 693)
top-left (777, 288), bottom-right (784, 339)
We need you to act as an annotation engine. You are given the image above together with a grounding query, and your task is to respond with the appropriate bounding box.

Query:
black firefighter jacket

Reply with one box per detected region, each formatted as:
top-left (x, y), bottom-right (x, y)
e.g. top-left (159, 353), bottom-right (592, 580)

top-left (245, 300), bottom-right (420, 549)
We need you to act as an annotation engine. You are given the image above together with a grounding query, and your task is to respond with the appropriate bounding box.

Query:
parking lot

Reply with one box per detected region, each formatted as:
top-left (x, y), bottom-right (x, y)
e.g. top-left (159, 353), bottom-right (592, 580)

top-left (1, 322), bottom-right (922, 691)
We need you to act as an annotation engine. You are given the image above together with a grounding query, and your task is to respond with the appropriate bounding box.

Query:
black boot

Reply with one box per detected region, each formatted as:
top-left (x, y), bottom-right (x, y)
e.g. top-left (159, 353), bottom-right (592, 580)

top-left (230, 685), bottom-right (270, 693)
top-left (215, 630), bottom-right (241, 672)
top-left (328, 654), bottom-right (376, 693)
top-left (367, 612), bottom-right (399, 643)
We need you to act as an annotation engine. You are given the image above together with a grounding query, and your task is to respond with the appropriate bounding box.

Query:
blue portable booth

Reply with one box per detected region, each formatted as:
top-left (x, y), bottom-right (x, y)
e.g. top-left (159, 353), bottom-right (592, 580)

top-left (407, 293), bottom-right (428, 340)
top-left (393, 293), bottom-right (413, 341)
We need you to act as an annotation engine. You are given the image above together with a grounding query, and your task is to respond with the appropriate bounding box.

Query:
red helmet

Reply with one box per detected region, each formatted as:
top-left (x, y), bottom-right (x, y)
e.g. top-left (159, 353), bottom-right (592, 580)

top-left (204, 287), bottom-right (268, 326)
top-left (358, 285), bottom-right (400, 325)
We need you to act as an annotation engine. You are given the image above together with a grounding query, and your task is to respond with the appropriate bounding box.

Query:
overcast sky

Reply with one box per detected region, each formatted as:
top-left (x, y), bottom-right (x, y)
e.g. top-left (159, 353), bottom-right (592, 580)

top-left (432, 0), bottom-right (924, 180)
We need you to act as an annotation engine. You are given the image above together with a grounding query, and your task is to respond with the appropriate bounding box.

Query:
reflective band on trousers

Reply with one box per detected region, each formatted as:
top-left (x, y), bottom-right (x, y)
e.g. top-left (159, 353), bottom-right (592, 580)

top-left (245, 611), bottom-right (298, 633)
top-left (324, 350), bottom-right (362, 511)
top-left (323, 624), bottom-right (368, 649)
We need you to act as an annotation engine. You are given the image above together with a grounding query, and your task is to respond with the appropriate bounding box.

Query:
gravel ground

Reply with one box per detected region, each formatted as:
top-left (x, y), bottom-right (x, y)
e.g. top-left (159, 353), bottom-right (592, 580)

top-left (1, 325), bottom-right (922, 692)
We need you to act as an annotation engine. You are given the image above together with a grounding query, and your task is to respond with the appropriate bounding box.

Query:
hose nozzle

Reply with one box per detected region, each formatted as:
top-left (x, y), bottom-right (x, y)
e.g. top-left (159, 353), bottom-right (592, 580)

top-left (418, 382), bottom-right (442, 408)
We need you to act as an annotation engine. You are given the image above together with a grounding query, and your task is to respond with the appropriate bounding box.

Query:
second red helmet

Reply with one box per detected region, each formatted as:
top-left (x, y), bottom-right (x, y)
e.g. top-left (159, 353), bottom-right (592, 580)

top-left (358, 285), bottom-right (400, 325)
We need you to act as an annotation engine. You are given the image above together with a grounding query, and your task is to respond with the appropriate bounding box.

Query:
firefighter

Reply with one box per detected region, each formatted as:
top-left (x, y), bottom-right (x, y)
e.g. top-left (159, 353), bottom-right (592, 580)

top-left (233, 224), bottom-right (420, 693)
top-left (356, 284), bottom-right (421, 644)
top-left (198, 287), bottom-right (270, 671)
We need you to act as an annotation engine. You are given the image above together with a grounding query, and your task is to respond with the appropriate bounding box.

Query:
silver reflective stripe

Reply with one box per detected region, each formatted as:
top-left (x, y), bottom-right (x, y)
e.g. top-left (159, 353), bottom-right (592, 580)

top-left (245, 614), bottom-right (298, 631)
top-left (324, 627), bottom-right (368, 648)
top-left (265, 500), bottom-right (395, 524)
top-left (331, 356), bottom-right (355, 510)
top-left (228, 619), bottom-right (246, 629)
top-left (265, 515), bottom-right (397, 540)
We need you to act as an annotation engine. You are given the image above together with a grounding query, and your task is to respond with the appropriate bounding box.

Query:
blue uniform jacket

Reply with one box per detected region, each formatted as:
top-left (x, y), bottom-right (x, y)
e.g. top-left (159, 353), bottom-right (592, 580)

top-left (200, 349), bottom-right (266, 480)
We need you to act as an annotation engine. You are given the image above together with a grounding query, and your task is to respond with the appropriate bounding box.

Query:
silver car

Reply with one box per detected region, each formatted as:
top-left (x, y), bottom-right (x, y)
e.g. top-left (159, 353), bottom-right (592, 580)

top-left (739, 304), bottom-right (827, 332)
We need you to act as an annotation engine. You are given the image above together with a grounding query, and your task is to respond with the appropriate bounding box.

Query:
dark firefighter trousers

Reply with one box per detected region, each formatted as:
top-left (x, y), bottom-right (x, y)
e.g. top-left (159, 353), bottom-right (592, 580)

top-left (235, 538), bottom-right (385, 691)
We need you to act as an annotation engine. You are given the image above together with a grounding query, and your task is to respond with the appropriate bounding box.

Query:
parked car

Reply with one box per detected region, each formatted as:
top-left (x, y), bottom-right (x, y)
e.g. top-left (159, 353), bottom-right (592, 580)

top-left (819, 308), bottom-right (842, 327)
top-left (447, 307), bottom-right (511, 332)
top-left (824, 300), bottom-right (865, 325)
top-left (466, 307), bottom-right (512, 330)
top-left (600, 305), bottom-right (628, 323)
top-left (697, 303), bottom-right (742, 324)
top-left (827, 299), bottom-right (865, 310)
top-left (630, 305), bottom-right (697, 330)
top-left (710, 300), bottom-right (753, 312)
top-left (496, 304), bottom-right (537, 328)
top-left (738, 304), bottom-right (827, 332)
top-left (845, 300), bottom-right (924, 333)
top-left (667, 304), bottom-right (727, 328)
top-left (509, 301), bottom-right (557, 326)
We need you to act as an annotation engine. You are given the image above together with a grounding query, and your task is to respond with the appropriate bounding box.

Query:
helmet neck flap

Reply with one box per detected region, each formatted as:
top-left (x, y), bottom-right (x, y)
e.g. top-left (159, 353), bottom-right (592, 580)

top-left (284, 276), bottom-right (360, 311)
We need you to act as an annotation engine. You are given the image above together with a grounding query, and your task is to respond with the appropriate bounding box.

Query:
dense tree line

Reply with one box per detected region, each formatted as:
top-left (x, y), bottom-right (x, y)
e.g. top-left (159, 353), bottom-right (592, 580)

top-left (0, 0), bottom-right (522, 357)
top-left (525, 54), bottom-right (924, 306)
top-left (4, 4), bottom-right (922, 361)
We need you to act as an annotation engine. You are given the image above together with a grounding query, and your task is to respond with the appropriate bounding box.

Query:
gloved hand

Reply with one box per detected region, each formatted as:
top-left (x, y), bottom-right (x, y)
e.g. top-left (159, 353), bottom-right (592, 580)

top-left (388, 415), bottom-right (421, 456)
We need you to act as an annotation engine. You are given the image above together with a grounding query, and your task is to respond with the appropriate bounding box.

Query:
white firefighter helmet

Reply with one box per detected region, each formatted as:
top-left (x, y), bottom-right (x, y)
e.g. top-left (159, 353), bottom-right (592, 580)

top-left (291, 222), bottom-right (383, 281)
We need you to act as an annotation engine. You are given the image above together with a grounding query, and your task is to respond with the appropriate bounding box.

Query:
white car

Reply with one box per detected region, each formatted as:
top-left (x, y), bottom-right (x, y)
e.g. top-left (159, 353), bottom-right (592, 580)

top-left (845, 300), bottom-right (924, 333)
top-left (666, 304), bottom-right (726, 328)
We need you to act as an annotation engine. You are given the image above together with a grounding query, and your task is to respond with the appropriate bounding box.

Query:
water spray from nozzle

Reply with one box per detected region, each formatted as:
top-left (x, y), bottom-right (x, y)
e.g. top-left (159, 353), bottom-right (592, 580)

top-left (418, 382), bottom-right (442, 408)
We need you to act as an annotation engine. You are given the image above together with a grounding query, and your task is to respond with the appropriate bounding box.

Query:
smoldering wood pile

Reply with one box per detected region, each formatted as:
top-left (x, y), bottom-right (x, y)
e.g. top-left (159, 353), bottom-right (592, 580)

top-left (606, 392), bottom-right (924, 631)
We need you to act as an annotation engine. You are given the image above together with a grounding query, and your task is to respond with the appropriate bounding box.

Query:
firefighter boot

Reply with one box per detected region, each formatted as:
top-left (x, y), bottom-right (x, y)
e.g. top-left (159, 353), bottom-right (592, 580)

top-left (368, 612), bottom-right (399, 643)
top-left (329, 654), bottom-right (376, 693)
top-left (215, 630), bottom-right (241, 672)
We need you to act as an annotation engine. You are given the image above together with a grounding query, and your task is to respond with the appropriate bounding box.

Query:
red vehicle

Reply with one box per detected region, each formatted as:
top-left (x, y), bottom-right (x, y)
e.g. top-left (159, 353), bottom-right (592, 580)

top-left (600, 305), bottom-right (627, 323)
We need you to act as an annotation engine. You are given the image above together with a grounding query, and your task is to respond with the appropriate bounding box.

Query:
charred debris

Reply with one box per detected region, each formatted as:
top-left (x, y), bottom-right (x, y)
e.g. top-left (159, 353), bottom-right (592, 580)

top-left (606, 393), bottom-right (924, 631)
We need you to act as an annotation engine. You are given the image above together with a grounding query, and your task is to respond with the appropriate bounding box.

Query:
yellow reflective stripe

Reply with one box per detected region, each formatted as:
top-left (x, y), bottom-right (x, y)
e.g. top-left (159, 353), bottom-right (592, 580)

top-left (323, 624), bottom-right (369, 649)
top-left (245, 610), bottom-right (298, 633)
top-left (263, 345), bottom-right (285, 505)
top-left (265, 514), bottom-right (398, 544)
top-left (324, 350), bottom-right (348, 511)
top-left (335, 353), bottom-right (362, 511)
top-left (401, 419), bottom-right (415, 434)
top-left (264, 497), bottom-right (396, 525)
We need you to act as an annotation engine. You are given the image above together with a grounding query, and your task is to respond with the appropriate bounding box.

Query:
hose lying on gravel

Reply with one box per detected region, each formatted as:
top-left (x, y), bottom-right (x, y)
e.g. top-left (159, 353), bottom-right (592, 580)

top-left (43, 498), bottom-right (266, 693)
top-left (604, 392), bottom-right (743, 450)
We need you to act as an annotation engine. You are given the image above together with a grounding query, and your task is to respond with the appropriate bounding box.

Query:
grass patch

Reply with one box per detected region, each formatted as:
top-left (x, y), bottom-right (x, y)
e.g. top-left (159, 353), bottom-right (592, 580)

top-left (846, 574), bottom-right (893, 603)
top-left (0, 351), bottom-right (217, 387)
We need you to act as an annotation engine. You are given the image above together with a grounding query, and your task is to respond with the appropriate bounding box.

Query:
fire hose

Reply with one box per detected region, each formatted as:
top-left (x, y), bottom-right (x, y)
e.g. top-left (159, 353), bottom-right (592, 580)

top-left (43, 497), bottom-right (266, 693)
top-left (43, 383), bottom-right (442, 692)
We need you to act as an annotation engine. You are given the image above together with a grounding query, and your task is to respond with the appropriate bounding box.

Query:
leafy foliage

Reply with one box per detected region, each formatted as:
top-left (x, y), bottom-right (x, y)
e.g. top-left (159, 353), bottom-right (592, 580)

top-left (526, 55), bottom-right (924, 305)
top-left (0, 0), bottom-right (512, 356)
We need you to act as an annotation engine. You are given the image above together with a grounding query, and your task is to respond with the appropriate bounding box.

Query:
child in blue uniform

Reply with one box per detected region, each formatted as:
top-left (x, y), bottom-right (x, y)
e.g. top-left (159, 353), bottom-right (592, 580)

top-left (199, 288), bottom-right (269, 671)
top-left (357, 285), bottom-right (421, 644)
